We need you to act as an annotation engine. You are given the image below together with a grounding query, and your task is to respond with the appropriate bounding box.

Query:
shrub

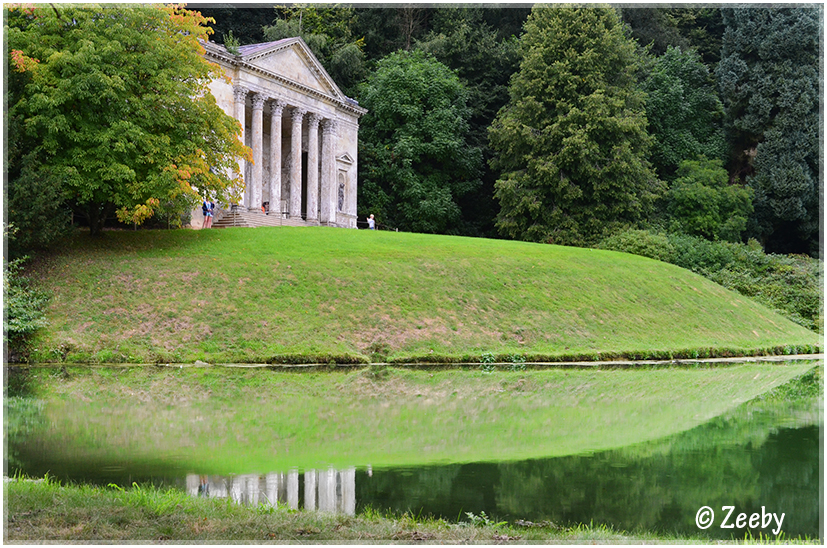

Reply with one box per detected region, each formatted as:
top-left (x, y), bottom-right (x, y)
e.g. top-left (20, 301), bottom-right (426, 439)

top-left (4, 257), bottom-right (50, 360)
top-left (597, 229), bottom-right (675, 263)
top-left (666, 157), bottom-right (753, 242)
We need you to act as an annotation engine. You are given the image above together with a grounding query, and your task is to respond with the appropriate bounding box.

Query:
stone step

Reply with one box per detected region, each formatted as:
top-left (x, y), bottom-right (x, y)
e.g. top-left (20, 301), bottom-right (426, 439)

top-left (212, 210), bottom-right (318, 229)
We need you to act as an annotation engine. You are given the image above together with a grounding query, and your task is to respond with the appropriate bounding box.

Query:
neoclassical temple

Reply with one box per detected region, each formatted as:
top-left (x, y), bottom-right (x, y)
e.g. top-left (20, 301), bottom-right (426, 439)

top-left (201, 37), bottom-right (366, 228)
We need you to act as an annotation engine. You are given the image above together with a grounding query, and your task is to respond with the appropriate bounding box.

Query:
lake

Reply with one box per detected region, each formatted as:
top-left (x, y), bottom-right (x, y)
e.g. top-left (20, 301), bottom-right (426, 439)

top-left (5, 363), bottom-right (822, 540)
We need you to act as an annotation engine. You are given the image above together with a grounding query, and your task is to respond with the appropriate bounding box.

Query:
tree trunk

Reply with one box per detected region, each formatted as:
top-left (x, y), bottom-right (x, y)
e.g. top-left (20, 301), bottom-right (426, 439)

top-left (86, 202), bottom-right (112, 236)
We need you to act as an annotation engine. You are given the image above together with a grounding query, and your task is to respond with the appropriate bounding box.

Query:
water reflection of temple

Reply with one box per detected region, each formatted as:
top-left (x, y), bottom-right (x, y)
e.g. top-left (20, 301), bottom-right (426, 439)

top-left (186, 468), bottom-right (356, 515)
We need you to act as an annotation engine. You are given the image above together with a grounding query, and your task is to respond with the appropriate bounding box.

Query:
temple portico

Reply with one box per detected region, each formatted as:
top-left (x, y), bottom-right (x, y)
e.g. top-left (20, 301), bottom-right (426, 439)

top-left (200, 37), bottom-right (366, 228)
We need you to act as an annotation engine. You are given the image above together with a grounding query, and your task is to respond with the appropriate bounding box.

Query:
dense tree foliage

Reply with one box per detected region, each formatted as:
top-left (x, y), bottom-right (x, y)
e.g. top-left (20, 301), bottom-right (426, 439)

top-left (489, 6), bottom-right (662, 245)
top-left (352, 7), bottom-right (432, 58)
top-left (716, 7), bottom-right (821, 255)
top-left (666, 158), bottom-right (753, 242)
top-left (5, 107), bottom-right (70, 255)
top-left (195, 6), bottom-right (272, 46)
top-left (414, 7), bottom-right (523, 237)
top-left (618, 7), bottom-right (689, 56)
top-left (357, 50), bottom-right (482, 234)
top-left (620, 7), bottom-right (725, 68)
top-left (669, 7), bottom-right (725, 67)
top-left (5, 5), bottom-right (249, 242)
top-left (642, 46), bottom-right (726, 180)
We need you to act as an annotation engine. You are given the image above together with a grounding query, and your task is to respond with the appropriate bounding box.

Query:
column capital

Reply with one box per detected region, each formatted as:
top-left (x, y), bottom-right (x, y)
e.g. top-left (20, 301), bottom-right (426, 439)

top-left (307, 112), bottom-right (322, 127)
top-left (251, 93), bottom-right (266, 110)
top-left (322, 118), bottom-right (338, 135)
top-left (291, 107), bottom-right (307, 123)
top-left (233, 85), bottom-right (249, 102)
top-left (270, 99), bottom-right (287, 116)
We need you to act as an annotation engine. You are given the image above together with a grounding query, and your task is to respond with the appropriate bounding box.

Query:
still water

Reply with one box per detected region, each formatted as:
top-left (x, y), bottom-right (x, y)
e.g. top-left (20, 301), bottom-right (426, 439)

top-left (5, 371), bottom-right (823, 540)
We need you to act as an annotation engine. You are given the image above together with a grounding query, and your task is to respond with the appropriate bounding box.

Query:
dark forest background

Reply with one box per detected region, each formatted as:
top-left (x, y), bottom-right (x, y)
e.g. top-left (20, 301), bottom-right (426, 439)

top-left (195, 5), bottom-right (820, 258)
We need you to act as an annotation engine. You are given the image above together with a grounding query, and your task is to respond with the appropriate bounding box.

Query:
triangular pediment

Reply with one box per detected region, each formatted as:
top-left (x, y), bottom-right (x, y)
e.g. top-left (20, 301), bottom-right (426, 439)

top-left (337, 153), bottom-right (355, 165)
top-left (239, 38), bottom-right (344, 100)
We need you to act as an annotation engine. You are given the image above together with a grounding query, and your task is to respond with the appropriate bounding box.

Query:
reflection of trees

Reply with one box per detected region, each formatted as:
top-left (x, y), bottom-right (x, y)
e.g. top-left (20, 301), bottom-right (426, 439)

top-left (494, 421), bottom-right (819, 537)
top-left (4, 397), bottom-right (46, 472)
top-left (354, 402), bottom-right (820, 539)
top-left (186, 468), bottom-right (356, 515)
top-left (755, 426), bottom-right (821, 538)
top-left (356, 464), bottom-right (465, 517)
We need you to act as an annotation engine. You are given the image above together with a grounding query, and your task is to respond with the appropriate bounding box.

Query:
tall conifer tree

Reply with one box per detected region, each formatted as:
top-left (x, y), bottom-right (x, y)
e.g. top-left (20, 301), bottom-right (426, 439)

top-left (716, 7), bottom-right (821, 255)
top-left (489, 6), bottom-right (662, 245)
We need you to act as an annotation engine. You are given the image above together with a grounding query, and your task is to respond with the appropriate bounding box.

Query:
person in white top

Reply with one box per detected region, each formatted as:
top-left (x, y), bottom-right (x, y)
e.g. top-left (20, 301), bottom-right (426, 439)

top-left (367, 214), bottom-right (376, 230)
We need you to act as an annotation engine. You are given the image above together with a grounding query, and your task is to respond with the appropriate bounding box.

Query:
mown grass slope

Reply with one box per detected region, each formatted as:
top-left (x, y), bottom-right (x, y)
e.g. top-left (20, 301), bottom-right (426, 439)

top-left (28, 227), bottom-right (820, 364)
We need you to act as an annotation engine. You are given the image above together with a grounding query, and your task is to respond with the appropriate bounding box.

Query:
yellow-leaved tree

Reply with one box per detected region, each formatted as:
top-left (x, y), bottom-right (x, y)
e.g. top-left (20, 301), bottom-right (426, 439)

top-left (6, 4), bottom-right (250, 245)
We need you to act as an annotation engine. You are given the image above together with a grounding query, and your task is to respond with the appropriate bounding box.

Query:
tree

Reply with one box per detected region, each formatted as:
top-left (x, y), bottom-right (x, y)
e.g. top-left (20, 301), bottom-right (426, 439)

top-left (618, 7), bottom-right (688, 56)
top-left (666, 157), bottom-right (753, 242)
top-left (489, 6), bottom-right (663, 246)
top-left (5, 53), bottom-right (70, 258)
top-left (352, 7), bottom-right (432, 60)
top-left (196, 7), bottom-right (272, 46)
top-left (357, 50), bottom-right (482, 234)
top-left (6, 5), bottom-right (249, 238)
top-left (716, 7), bottom-right (821, 255)
top-left (642, 46), bottom-right (726, 180)
top-left (669, 7), bottom-right (725, 67)
top-left (415, 7), bottom-right (525, 237)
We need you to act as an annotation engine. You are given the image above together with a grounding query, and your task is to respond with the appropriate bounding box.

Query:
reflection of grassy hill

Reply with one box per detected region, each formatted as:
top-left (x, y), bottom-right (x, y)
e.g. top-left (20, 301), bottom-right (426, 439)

top-left (31, 228), bottom-right (819, 364)
top-left (7, 362), bottom-right (819, 473)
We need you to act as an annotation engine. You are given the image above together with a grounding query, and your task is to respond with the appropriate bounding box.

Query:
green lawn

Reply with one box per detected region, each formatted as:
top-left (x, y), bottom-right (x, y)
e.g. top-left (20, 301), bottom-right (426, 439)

top-left (28, 227), bottom-right (820, 364)
top-left (4, 476), bottom-right (719, 543)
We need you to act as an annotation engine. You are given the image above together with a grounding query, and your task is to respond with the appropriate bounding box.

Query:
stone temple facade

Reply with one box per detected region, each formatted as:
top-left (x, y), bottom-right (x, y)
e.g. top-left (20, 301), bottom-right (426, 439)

top-left (200, 37), bottom-right (366, 228)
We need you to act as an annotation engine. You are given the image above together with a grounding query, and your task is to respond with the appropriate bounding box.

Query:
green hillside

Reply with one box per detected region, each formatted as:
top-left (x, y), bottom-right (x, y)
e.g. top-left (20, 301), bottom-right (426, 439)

top-left (29, 227), bottom-right (820, 364)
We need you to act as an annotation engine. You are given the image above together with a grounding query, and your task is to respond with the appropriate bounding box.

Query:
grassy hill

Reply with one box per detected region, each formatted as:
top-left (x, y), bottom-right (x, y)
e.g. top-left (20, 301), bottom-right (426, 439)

top-left (28, 227), bottom-right (820, 364)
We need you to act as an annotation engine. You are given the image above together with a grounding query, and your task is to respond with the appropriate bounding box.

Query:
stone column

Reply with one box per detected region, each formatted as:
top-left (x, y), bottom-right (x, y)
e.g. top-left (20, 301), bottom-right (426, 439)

top-left (287, 470), bottom-right (300, 510)
top-left (268, 99), bottom-right (286, 216)
top-left (342, 468), bottom-right (356, 515)
top-left (317, 468), bottom-right (336, 513)
top-left (304, 470), bottom-right (317, 511)
top-left (289, 108), bottom-right (306, 219)
top-left (250, 93), bottom-right (266, 212)
top-left (246, 474), bottom-right (260, 506)
top-left (233, 86), bottom-right (248, 207)
top-left (306, 113), bottom-right (321, 222)
top-left (264, 472), bottom-right (279, 508)
top-left (186, 474), bottom-right (199, 497)
top-left (230, 475), bottom-right (243, 504)
top-left (320, 119), bottom-right (337, 225)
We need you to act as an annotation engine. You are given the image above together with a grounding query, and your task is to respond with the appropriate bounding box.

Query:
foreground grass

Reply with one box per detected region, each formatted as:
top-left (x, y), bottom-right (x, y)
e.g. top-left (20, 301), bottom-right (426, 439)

top-left (8, 476), bottom-right (815, 543)
top-left (6, 362), bottom-right (819, 473)
top-left (25, 228), bottom-right (820, 364)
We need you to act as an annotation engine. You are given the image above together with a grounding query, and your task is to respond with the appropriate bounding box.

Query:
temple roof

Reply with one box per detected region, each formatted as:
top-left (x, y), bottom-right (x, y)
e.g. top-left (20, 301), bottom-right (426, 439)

top-left (202, 37), bottom-right (366, 116)
top-left (236, 39), bottom-right (293, 56)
